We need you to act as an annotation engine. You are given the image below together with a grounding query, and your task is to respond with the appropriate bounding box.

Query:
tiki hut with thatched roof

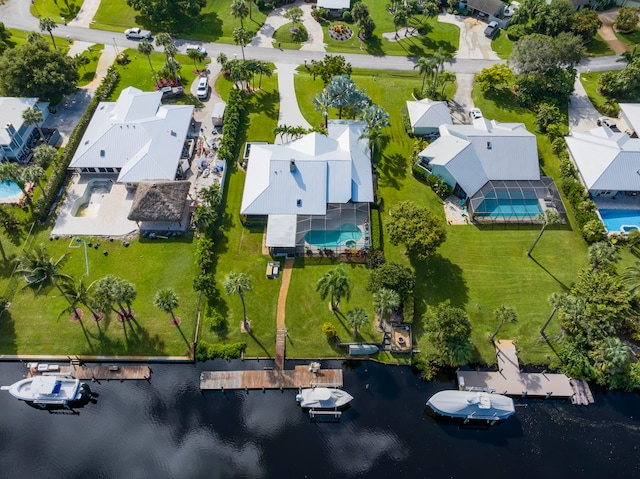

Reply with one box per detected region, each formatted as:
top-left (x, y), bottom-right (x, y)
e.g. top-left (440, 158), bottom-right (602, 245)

top-left (128, 180), bottom-right (191, 229)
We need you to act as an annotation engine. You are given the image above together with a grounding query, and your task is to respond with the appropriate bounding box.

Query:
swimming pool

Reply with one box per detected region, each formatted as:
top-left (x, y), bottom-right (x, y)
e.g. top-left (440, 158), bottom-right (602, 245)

top-left (599, 209), bottom-right (640, 233)
top-left (474, 199), bottom-right (542, 218)
top-left (71, 179), bottom-right (113, 218)
top-left (0, 180), bottom-right (23, 200)
top-left (304, 224), bottom-right (362, 248)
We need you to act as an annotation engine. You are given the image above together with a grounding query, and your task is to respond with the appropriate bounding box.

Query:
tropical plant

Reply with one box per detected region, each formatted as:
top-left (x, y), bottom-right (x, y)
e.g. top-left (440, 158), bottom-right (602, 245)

top-left (359, 104), bottom-right (389, 160)
top-left (39, 17), bottom-right (57, 49)
top-left (491, 305), bottom-right (517, 342)
top-left (94, 275), bottom-right (137, 321)
top-left (22, 106), bottom-right (45, 142)
top-left (622, 261), bottom-right (640, 298)
top-left (15, 244), bottom-right (72, 300)
top-left (528, 209), bottom-right (560, 256)
top-left (223, 271), bottom-right (253, 331)
top-left (346, 307), bottom-right (369, 337)
top-left (32, 144), bottom-right (57, 168)
top-left (154, 288), bottom-right (180, 324)
top-left (588, 241), bottom-right (618, 272)
top-left (373, 287), bottom-right (400, 328)
top-left (231, 0), bottom-right (250, 27)
top-left (392, 6), bottom-right (409, 40)
top-left (22, 165), bottom-right (46, 195)
top-left (316, 264), bottom-right (352, 311)
top-left (61, 277), bottom-right (102, 321)
top-left (137, 40), bottom-right (158, 84)
top-left (74, 52), bottom-right (91, 73)
top-left (423, 301), bottom-right (472, 366)
top-left (233, 27), bottom-right (252, 62)
top-left (414, 57), bottom-right (437, 96)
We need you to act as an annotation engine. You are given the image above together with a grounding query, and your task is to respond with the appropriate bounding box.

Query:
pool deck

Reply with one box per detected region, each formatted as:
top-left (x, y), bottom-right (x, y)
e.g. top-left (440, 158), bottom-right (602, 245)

top-left (595, 194), bottom-right (640, 211)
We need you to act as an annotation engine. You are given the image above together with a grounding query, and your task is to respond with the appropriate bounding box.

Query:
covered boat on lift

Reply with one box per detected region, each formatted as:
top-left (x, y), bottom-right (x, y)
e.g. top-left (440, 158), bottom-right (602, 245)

top-left (1, 376), bottom-right (87, 406)
top-left (427, 390), bottom-right (515, 423)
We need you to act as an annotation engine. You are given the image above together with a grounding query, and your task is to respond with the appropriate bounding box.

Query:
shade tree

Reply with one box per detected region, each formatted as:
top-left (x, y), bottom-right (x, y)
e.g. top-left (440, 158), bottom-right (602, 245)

top-left (386, 201), bottom-right (446, 261)
top-left (307, 55), bottom-right (352, 85)
top-left (423, 301), bottom-right (472, 366)
top-left (366, 262), bottom-right (415, 303)
top-left (346, 307), bottom-right (369, 337)
top-left (613, 6), bottom-right (639, 34)
top-left (126, 0), bottom-right (205, 32)
top-left (316, 264), bottom-right (352, 311)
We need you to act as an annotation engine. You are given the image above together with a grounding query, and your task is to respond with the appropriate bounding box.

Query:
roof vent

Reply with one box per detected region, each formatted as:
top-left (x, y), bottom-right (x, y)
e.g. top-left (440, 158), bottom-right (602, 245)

top-left (296, 199), bottom-right (302, 207)
top-left (170, 130), bottom-right (177, 137)
top-left (100, 150), bottom-right (105, 157)
top-left (290, 159), bottom-right (296, 172)
top-left (487, 141), bottom-right (492, 150)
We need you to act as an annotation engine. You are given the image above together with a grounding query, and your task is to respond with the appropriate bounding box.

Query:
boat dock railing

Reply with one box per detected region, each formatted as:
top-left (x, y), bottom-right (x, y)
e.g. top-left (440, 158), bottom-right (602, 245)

top-left (309, 381), bottom-right (343, 388)
top-left (309, 409), bottom-right (342, 422)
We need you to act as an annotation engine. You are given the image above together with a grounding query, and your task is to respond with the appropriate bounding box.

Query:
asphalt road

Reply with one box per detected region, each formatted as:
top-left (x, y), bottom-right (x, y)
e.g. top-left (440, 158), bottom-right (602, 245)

top-left (0, 0), bottom-right (624, 74)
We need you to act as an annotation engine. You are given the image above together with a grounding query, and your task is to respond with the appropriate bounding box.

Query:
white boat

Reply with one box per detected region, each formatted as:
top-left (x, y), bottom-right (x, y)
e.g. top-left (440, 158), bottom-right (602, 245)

top-left (1, 376), bottom-right (88, 406)
top-left (296, 387), bottom-right (353, 409)
top-left (427, 390), bottom-right (515, 422)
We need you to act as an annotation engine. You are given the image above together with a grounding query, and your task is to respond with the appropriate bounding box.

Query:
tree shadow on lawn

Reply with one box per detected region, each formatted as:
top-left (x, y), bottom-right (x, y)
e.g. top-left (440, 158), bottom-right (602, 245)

top-left (250, 90), bottom-right (279, 121)
top-left (364, 36), bottom-right (385, 56)
top-left (0, 310), bottom-right (18, 354)
top-left (248, 329), bottom-right (272, 359)
top-left (411, 253), bottom-right (469, 318)
top-left (377, 152), bottom-right (408, 190)
top-left (483, 88), bottom-right (530, 114)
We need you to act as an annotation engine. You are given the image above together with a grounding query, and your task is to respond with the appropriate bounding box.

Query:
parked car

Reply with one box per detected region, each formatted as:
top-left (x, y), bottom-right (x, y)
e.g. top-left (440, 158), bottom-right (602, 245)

top-left (124, 27), bottom-right (152, 40)
top-left (484, 21), bottom-right (499, 38)
top-left (469, 108), bottom-right (483, 120)
top-left (196, 77), bottom-right (209, 99)
top-left (597, 117), bottom-right (620, 131)
top-left (186, 46), bottom-right (208, 57)
top-left (504, 2), bottom-right (520, 17)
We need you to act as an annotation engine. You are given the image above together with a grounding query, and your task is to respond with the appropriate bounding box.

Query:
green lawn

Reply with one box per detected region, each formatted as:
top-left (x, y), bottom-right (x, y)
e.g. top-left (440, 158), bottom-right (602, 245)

top-left (0, 226), bottom-right (200, 356)
top-left (579, 71), bottom-right (614, 116)
top-left (273, 23), bottom-right (306, 50)
top-left (91, 0), bottom-right (268, 43)
top-left (30, 0), bottom-right (82, 23)
top-left (585, 34), bottom-right (615, 57)
top-left (615, 28), bottom-right (640, 50)
top-left (76, 44), bottom-right (103, 87)
top-left (6, 28), bottom-right (71, 52)
top-left (491, 30), bottom-right (512, 60)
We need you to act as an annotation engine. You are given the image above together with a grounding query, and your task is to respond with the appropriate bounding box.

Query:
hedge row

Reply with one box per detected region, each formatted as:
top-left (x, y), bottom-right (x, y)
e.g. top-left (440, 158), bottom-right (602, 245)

top-left (33, 67), bottom-right (120, 220)
top-left (196, 340), bottom-right (247, 360)
top-left (216, 89), bottom-right (247, 165)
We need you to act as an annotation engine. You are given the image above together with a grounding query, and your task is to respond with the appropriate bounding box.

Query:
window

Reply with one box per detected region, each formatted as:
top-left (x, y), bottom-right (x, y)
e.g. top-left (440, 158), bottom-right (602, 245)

top-left (487, 142), bottom-right (492, 150)
top-left (296, 199), bottom-right (302, 207)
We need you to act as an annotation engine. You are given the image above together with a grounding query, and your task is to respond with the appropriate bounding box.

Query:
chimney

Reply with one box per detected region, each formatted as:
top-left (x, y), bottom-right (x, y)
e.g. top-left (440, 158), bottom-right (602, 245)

top-left (290, 159), bottom-right (296, 172)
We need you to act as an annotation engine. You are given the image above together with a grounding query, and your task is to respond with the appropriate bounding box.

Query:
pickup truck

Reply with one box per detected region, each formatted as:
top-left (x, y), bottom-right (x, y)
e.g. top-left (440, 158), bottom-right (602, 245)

top-left (124, 28), bottom-right (152, 40)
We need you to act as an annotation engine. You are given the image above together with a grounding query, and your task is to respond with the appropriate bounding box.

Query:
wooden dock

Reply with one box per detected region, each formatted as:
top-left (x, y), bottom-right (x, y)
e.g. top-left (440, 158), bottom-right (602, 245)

top-left (200, 365), bottom-right (343, 390)
top-left (27, 362), bottom-right (152, 381)
top-left (457, 340), bottom-right (593, 404)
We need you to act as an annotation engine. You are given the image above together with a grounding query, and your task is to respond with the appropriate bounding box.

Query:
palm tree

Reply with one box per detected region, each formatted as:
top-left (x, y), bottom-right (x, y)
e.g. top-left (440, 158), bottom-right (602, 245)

top-left (622, 261), bottom-right (640, 298)
top-left (346, 307), bottom-right (369, 337)
top-left (414, 57), bottom-right (437, 95)
top-left (590, 337), bottom-right (629, 376)
top-left (22, 106), bottom-right (45, 142)
top-left (255, 60), bottom-right (272, 89)
top-left (233, 27), bottom-right (252, 61)
top-left (155, 33), bottom-right (177, 80)
top-left (61, 277), bottom-right (102, 322)
top-left (216, 52), bottom-right (228, 68)
top-left (528, 209), bottom-right (560, 257)
top-left (154, 288), bottom-right (180, 324)
top-left (187, 48), bottom-right (204, 71)
top-left (392, 6), bottom-right (408, 40)
top-left (312, 88), bottom-right (331, 129)
top-left (39, 17), bottom-right (57, 49)
top-left (432, 47), bottom-right (453, 93)
top-left (618, 44), bottom-right (639, 64)
top-left (360, 104), bottom-right (390, 161)
top-left (230, 0), bottom-right (249, 27)
top-left (490, 305), bottom-right (517, 343)
top-left (22, 165), bottom-right (46, 196)
top-left (223, 271), bottom-right (253, 331)
top-left (0, 162), bottom-right (30, 204)
top-left (33, 144), bottom-right (58, 168)
top-left (316, 264), bottom-right (353, 311)
top-left (94, 275), bottom-right (137, 320)
top-left (74, 52), bottom-right (91, 73)
top-left (439, 71), bottom-right (456, 97)
top-left (15, 243), bottom-right (71, 301)
top-left (588, 241), bottom-right (619, 271)
top-left (137, 39), bottom-right (158, 85)
top-left (373, 288), bottom-right (400, 329)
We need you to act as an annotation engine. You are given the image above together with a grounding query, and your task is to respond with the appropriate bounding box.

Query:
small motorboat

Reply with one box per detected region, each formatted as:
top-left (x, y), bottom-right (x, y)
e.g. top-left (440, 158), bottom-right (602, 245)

top-left (1, 376), bottom-right (91, 406)
top-left (348, 344), bottom-right (379, 356)
top-left (296, 387), bottom-right (353, 409)
top-left (427, 390), bottom-right (515, 423)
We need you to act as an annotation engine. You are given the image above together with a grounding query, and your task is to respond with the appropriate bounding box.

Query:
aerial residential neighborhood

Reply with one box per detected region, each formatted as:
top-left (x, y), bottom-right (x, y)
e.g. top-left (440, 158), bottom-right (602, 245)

top-left (0, 0), bottom-right (639, 474)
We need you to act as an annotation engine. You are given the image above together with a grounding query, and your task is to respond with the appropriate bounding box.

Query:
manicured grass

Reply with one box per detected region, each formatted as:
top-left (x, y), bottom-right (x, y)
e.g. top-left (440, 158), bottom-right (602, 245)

top-left (491, 30), bottom-right (512, 60)
top-left (91, 0), bottom-right (268, 43)
top-left (273, 23), bottom-right (307, 50)
top-left (615, 28), bottom-right (640, 50)
top-left (76, 44), bottom-right (103, 87)
top-left (197, 73), bottom-right (280, 357)
top-left (0, 226), bottom-right (200, 356)
top-left (6, 28), bottom-right (71, 52)
top-left (579, 71), bottom-right (614, 116)
top-left (584, 34), bottom-right (615, 57)
top-left (30, 0), bottom-right (82, 23)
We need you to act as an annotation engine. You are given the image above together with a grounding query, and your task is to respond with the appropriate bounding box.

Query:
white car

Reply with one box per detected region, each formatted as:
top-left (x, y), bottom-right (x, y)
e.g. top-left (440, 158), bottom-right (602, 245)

top-left (196, 77), bottom-right (209, 99)
top-left (504, 2), bottom-right (520, 17)
top-left (484, 21), bottom-right (500, 39)
top-left (597, 117), bottom-right (620, 131)
top-left (124, 27), bottom-right (152, 40)
top-left (469, 108), bottom-right (483, 120)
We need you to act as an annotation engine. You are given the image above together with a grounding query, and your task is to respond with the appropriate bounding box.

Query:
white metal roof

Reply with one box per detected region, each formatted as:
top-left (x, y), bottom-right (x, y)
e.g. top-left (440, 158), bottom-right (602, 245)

top-left (69, 87), bottom-right (193, 183)
top-left (0, 97), bottom-right (48, 145)
top-left (406, 99), bottom-right (452, 129)
top-left (266, 214), bottom-right (298, 247)
top-left (240, 121), bottom-right (374, 215)
top-left (565, 127), bottom-right (640, 191)
top-left (317, 0), bottom-right (350, 8)
top-left (620, 103), bottom-right (640, 133)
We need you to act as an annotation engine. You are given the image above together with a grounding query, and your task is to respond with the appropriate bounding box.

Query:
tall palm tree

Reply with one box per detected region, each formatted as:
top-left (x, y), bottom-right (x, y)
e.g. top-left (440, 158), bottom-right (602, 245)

top-left (316, 264), bottom-right (352, 311)
top-left (414, 57), bottom-right (437, 95)
top-left (233, 27), bottom-right (252, 61)
top-left (439, 70), bottom-right (456, 97)
top-left (528, 209), bottom-right (560, 257)
top-left (94, 275), bottom-right (137, 320)
top-left (346, 307), bottom-right (369, 337)
top-left (61, 277), bottom-right (102, 322)
top-left (490, 305), bottom-right (517, 343)
top-left (187, 48), bottom-right (204, 71)
top-left (230, 0), bottom-right (249, 27)
top-left (39, 17), bottom-right (57, 49)
top-left (154, 288), bottom-right (180, 324)
top-left (373, 288), bottom-right (400, 329)
top-left (392, 6), bottom-right (408, 40)
top-left (137, 39), bottom-right (158, 85)
top-left (15, 243), bottom-right (71, 301)
top-left (312, 88), bottom-right (331, 129)
top-left (22, 106), bottom-right (45, 142)
top-left (588, 241), bottom-right (619, 272)
top-left (33, 144), bottom-right (58, 168)
top-left (22, 165), bottom-right (46, 196)
top-left (360, 104), bottom-right (390, 161)
top-left (223, 271), bottom-right (253, 331)
top-left (164, 42), bottom-right (180, 81)
top-left (255, 60), bottom-right (272, 89)
top-left (622, 261), bottom-right (640, 298)
top-left (432, 47), bottom-right (453, 93)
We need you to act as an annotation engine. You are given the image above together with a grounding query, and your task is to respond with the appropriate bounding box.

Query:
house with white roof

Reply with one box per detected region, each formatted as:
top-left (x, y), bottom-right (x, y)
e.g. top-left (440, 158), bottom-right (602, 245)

top-left (69, 87), bottom-right (193, 185)
top-left (406, 98), bottom-right (452, 136)
top-left (565, 126), bottom-right (640, 197)
top-left (241, 120), bottom-right (374, 256)
top-left (619, 103), bottom-right (640, 136)
top-left (0, 97), bottom-right (49, 162)
top-left (418, 114), bottom-right (564, 221)
top-left (317, 0), bottom-right (351, 15)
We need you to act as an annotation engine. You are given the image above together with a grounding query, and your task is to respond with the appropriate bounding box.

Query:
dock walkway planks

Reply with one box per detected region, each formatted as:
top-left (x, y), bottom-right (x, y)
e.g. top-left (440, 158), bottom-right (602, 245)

top-left (457, 340), bottom-right (579, 400)
top-left (200, 365), bottom-right (343, 390)
top-left (28, 363), bottom-right (152, 381)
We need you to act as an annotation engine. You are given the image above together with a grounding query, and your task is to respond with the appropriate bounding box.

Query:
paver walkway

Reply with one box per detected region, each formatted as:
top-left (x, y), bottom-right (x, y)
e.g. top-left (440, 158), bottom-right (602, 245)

top-left (274, 63), bottom-right (312, 139)
top-left (274, 259), bottom-right (294, 369)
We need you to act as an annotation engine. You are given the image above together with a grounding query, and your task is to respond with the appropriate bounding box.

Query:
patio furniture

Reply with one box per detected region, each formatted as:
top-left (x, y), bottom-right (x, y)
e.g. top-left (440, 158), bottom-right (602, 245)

top-left (266, 261), bottom-right (281, 279)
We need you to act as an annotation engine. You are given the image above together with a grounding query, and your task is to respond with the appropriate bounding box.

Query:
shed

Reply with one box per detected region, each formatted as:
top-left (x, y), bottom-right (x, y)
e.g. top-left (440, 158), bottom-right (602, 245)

top-left (128, 180), bottom-right (191, 224)
top-left (211, 102), bottom-right (227, 126)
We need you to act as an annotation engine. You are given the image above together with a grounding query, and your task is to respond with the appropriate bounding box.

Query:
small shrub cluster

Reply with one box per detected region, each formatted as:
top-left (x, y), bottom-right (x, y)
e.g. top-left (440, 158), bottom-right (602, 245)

top-left (322, 322), bottom-right (337, 338)
top-left (194, 236), bottom-right (216, 296)
top-left (32, 67), bottom-right (120, 220)
top-left (216, 89), bottom-right (247, 165)
top-left (427, 174), bottom-right (453, 199)
top-left (196, 341), bottom-right (246, 361)
top-left (370, 208), bottom-right (382, 251)
top-left (311, 6), bottom-right (329, 22)
top-left (411, 163), bottom-right (428, 181)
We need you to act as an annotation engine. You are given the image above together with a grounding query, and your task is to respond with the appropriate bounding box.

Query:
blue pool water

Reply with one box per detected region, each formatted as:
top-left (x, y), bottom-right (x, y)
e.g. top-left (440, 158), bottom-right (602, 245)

top-left (476, 199), bottom-right (541, 218)
top-left (599, 209), bottom-right (640, 233)
top-left (305, 224), bottom-right (362, 247)
top-left (0, 180), bottom-right (22, 199)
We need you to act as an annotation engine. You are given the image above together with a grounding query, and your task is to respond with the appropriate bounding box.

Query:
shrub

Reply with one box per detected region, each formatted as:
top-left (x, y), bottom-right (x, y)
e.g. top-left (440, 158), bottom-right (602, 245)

top-left (427, 173), bottom-right (453, 199)
top-left (506, 23), bottom-right (527, 41)
top-left (196, 341), bottom-right (246, 361)
top-left (559, 157), bottom-right (576, 178)
top-left (206, 310), bottom-right (225, 330)
top-left (551, 137), bottom-right (567, 155)
top-left (582, 219), bottom-right (607, 243)
top-left (322, 322), bottom-right (337, 338)
top-left (367, 249), bottom-right (385, 268)
top-left (601, 99), bottom-right (620, 118)
top-left (412, 163), bottom-right (428, 181)
top-left (116, 53), bottom-right (130, 65)
top-left (342, 11), bottom-right (353, 22)
top-left (411, 353), bottom-right (438, 381)
top-left (546, 122), bottom-right (566, 141)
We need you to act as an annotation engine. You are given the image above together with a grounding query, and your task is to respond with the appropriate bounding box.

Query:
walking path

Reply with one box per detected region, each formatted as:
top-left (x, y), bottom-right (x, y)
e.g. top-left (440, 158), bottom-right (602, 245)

top-left (569, 74), bottom-right (601, 133)
top-left (597, 8), bottom-right (630, 55)
top-left (274, 259), bottom-right (294, 370)
top-left (274, 63), bottom-right (312, 138)
top-left (68, 0), bottom-right (101, 28)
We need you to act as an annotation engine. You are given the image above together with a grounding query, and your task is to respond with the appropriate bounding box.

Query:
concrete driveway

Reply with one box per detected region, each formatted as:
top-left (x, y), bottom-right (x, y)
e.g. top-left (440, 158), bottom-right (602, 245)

top-left (438, 13), bottom-right (499, 60)
top-left (569, 75), bottom-right (601, 133)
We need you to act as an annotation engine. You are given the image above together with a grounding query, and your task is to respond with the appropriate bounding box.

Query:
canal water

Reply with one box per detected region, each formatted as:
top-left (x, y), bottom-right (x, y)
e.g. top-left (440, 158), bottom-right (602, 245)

top-left (0, 359), bottom-right (638, 478)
